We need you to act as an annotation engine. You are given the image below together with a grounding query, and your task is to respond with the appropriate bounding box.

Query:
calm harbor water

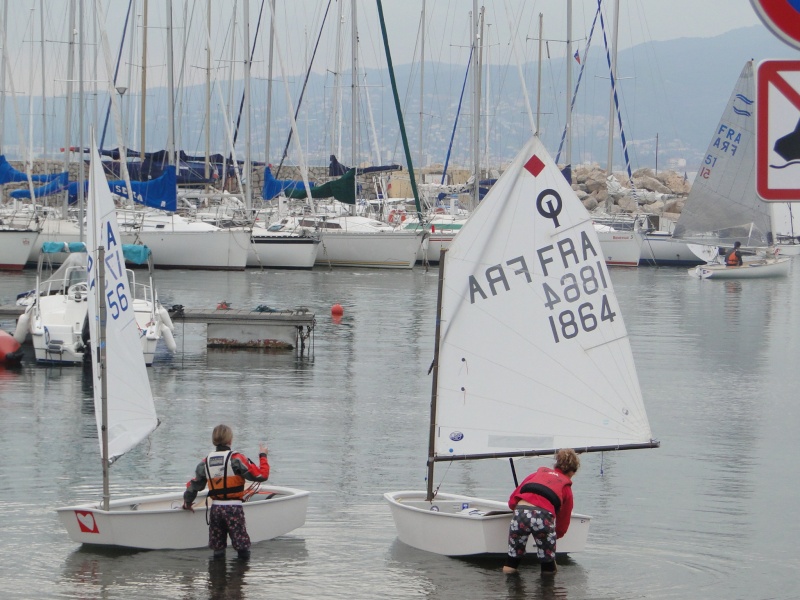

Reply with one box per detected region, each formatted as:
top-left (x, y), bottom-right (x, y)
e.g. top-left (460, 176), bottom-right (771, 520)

top-left (1, 261), bottom-right (799, 599)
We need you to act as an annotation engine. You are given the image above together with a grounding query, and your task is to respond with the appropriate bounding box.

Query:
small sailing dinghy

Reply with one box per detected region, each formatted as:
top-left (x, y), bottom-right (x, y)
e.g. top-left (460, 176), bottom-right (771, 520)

top-left (384, 135), bottom-right (659, 557)
top-left (56, 137), bottom-right (310, 550)
top-left (689, 255), bottom-right (791, 279)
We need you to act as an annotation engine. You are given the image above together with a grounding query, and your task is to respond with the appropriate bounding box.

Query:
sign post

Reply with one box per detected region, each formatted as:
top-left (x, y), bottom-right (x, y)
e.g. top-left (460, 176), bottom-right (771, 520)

top-left (756, 60), bottom-right (800, 201)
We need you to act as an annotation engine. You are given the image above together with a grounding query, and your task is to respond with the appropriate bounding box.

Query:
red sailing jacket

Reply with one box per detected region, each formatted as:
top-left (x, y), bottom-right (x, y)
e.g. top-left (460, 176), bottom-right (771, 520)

top-left (183, 445), bottom-right (270, 505)
top-left (508, 467), bottom-right (574, 539)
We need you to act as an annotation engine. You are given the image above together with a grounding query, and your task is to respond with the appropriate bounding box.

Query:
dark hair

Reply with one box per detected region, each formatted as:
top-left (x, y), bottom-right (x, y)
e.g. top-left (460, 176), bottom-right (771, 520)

top-left (734, 241), bottom-right (741, 248)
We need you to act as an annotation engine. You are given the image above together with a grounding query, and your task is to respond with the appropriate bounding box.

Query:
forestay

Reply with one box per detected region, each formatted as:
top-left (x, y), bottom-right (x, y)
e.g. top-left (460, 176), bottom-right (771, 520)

top-left (85, 138), bottom-right (158, 464)
top-left (434, 135), bottom-right (653, 459)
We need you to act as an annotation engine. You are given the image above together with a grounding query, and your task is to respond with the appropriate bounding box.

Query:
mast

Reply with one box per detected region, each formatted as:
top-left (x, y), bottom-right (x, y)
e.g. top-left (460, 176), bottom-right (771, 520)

top-left (484, 22), bottom-right (490, 174)
top-left (471, 2), bottom-right (481, 208)
top-left (330, 0), bottom-right (343, 159)
top-left (606, 0), bottom-right (620, 176)
top-left (426, 248), bottom-right (446, 501)
top-left (537, 13), bottom-right (543, 134)
top-left (265, 0), bottom-right (275, 163)
top-left (99, 244), bottom-right (109, 512)
top-left (166, 0), bottom-right (175, 168)
top-left (350, 0), bottom-right (358, 212)
top-left (62, 0), bottom-right (76, 218)
top-left (565, 0), bottom-right (572, 181)
top-left (140, 0), bottom-right (147, 161)
top-left (243, 0), bottom-right (252, 209)
top-left (205, 0), bottom-right (211, 192)
top-left (39, 0), bottom-right (47, 169)
top-left (78, 0), bottom-right (85, 241)
top-left (418, 0), bottom-right (425, 169)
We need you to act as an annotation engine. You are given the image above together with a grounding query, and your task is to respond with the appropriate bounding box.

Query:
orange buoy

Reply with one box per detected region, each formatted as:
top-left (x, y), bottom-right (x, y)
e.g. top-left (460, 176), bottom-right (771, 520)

top-left (331, 303), bottom-right (344, 316)
top-left (0, 330), bottom-right (23, 365)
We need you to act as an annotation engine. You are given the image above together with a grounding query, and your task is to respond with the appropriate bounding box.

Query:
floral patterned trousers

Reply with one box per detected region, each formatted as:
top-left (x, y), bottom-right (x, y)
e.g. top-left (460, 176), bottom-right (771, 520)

top-left (504, 505), bottom-right (556, 569)
top-left (208, 504), bottom-right (251, 552)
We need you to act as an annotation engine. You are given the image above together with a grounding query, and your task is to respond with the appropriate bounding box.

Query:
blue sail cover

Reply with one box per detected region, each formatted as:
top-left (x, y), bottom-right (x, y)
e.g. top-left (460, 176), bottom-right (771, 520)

top-left (261, 165), bottom-right (315, 200)
top-left (9, 172), bottom-right (70, 199)
top-left (0, 155), bottom-right (64, 184)
top-left (63, 165), bottom-right (177, 211)
top-left (108, 165), bottom-right (177, 211)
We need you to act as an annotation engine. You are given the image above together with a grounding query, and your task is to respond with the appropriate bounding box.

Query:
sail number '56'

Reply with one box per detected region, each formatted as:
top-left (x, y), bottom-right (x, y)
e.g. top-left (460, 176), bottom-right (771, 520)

top-left (543, 261), bottom-right (616, 343)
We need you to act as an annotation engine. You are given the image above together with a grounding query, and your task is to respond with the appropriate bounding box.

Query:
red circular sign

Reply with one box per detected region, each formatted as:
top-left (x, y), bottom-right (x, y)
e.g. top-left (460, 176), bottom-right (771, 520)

top-left (751, 0), bottom-right (800, 49)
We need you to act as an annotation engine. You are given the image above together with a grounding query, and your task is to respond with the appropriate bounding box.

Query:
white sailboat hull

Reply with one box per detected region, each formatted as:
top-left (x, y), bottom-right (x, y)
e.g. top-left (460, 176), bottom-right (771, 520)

top-left (640, 233), bottom-right (716, 266)
top-left (0, 229), bottom-right (38, 270)
top-left (384, 491), bottom-right (591, 556)
top-left (247, 232), bottom-right (320, 269)
top-left (316, 231), bottom-right (424, 269)
top-left (775, 242), bottom-right (800, 256)
top-left (57, 486), bottom-right (310, 550)
top-left (122, 229), bottom-right (250, 271)
top-left (689, 256), bottom-right (791, 279)
top-left (596, 229), bottom-right (642, 266)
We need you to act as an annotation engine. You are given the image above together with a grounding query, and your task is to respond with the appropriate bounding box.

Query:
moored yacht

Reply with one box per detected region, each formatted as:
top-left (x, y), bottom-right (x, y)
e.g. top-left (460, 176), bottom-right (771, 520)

top-left (117, 210), bottom-right (249, 270)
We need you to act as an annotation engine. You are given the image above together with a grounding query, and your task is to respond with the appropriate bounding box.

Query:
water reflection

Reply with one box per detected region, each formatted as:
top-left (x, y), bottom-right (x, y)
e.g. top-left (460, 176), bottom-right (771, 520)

top-left (60, 537), bottom-right (309, 599)
top-left (387, 539), bottom-right (585, 600)
top-left (207, 557), bottom-right (250, 600)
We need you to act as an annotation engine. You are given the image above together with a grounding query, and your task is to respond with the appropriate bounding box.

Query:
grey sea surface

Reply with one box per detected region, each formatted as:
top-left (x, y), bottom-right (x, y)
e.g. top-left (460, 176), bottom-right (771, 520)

top-left (0, 263), bottom-right (798, 600)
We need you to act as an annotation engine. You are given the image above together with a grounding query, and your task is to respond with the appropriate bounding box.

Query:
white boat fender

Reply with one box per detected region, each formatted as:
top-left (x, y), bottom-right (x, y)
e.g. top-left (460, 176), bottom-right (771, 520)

top-left (13, 311), bottom-right (30, 344)
top-left (161, 323), bottom-right (177, 353)
top-left (158, 305), bottom-right (175, 332)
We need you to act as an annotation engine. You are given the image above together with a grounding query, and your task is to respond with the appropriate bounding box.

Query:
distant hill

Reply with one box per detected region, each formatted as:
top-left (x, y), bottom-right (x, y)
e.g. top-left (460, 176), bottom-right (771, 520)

top-left (3, 25), bottom-right (796, 176)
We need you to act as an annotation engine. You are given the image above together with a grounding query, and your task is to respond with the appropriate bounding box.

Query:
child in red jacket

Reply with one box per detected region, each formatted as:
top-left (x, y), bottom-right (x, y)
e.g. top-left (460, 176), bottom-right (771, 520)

top-left (503, 448), bottom-right (580, 576)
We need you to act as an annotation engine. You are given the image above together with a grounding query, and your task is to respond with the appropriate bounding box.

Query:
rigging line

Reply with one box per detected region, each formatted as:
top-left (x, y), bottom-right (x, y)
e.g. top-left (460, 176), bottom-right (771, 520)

top-left (274, 0), bottom-right (333, 178)
top-left (230, 0), bottom-right (265, 159)
top-left (440, 47), bottom-right (473, 186)
top-left (555, 0), bottom-right (601, 165)
top-left (99, 0), bottom-right (133, 152)
top-left (598, 2), bottom-right (636, 193)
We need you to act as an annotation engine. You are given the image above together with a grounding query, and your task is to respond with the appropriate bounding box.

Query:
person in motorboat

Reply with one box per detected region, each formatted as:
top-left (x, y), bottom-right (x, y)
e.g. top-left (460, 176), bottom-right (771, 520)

top-left (726, 241), bottom-right (743, 267)
top-left (182, 424), bottom-right (270, 560)
top-left (502, 449), bottom-right (581, 576)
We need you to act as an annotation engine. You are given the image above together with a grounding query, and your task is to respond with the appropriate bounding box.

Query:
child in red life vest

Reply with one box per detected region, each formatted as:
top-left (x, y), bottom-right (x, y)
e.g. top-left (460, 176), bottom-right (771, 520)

top-left (503, 448), bottom-right (580, 576)
top-left (182, 424), bottom-right (269, 560)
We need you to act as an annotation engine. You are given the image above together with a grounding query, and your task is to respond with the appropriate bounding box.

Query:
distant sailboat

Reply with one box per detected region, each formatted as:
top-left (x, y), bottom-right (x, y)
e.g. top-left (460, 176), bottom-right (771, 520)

top-left (674, 61), bottom-right (791, 278)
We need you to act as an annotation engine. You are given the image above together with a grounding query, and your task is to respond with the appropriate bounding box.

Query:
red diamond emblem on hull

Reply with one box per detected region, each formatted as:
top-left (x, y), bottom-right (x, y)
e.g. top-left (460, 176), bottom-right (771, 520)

top-left (524, 155), bottom-right (545, 177)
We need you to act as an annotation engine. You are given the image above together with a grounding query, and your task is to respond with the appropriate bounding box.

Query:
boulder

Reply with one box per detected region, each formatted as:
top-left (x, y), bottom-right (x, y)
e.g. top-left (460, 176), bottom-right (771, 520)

top-left (582, 196), bottom-right (598, 211)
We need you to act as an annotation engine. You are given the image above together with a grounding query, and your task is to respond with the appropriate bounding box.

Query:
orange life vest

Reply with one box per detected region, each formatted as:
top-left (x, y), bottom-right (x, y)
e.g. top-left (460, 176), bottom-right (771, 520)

top-left (205, 450), bottom-right (246, 501)
top-left (726, 250), bottom-right (740, 266)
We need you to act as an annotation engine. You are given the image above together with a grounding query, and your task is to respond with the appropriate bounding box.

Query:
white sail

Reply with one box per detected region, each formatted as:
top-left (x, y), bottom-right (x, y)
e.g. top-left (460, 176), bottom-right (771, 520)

top-left (673, 61), bottom-right (771, 247)
top-left (86, 137), bottom-right (158, 463)
top-left (434, 135), bottom-right (653, 458)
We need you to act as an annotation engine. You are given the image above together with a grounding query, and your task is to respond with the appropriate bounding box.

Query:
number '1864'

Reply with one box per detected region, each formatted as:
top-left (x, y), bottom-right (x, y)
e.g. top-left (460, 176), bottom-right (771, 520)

top-left (543, 261), bottom-right (617, 343)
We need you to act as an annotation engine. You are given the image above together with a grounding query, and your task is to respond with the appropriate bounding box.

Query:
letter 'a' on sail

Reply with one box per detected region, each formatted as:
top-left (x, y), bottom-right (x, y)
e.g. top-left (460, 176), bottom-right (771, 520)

top-left (384, 135), bottom-right (658, 557)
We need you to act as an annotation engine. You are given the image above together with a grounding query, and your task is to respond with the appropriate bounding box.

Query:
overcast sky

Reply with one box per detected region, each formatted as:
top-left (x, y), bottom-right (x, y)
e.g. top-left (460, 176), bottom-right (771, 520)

top-left (0, 0), bottom-right (776, 95)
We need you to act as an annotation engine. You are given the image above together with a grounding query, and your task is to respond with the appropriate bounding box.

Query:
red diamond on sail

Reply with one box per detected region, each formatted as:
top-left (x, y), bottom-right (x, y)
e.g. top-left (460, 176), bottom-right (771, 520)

top-left (524, 155), bottom-right (545, 177)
